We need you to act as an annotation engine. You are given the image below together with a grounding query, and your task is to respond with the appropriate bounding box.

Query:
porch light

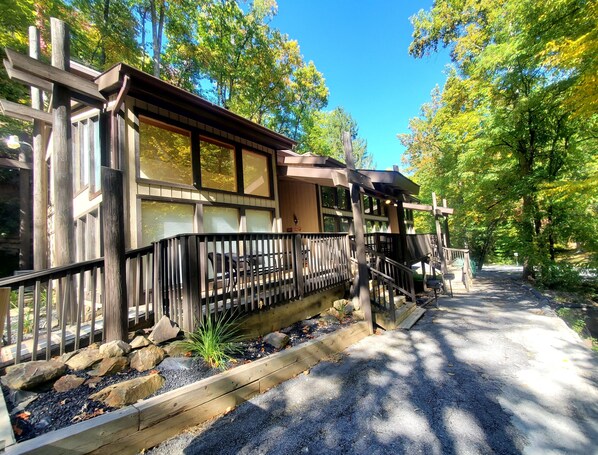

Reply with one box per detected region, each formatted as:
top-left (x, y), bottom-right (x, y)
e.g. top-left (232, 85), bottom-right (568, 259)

top-left (4, 135), bottom-right (32, 150)
top-left (385, 199), bottom-right (392, 205)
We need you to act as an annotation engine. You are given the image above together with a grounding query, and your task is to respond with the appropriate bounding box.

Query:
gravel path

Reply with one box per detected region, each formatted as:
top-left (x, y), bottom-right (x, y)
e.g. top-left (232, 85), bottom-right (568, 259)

top-left (147, 266), bottom-right (598, 454)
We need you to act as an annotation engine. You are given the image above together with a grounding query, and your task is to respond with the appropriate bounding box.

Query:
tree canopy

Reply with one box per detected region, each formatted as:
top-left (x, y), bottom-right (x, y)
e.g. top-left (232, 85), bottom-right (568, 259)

top-left (402, 0), bottom-right (598, 276)
top-left (0, 0), bottom-right (368, 164)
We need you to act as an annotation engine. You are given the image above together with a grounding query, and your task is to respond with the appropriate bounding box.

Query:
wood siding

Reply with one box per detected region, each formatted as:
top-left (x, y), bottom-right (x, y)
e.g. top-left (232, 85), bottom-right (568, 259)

top-left (278, 180), bottom-right (319, 233)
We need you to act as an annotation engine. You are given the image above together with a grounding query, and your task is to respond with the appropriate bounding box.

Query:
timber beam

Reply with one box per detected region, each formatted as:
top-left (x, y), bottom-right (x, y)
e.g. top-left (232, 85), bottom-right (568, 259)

top-left (4, 48), bottom-right (105, 105)
top-left (403, 202), bottom-right (454, 215)
top-left (0, 98), bottom-right (52, 124)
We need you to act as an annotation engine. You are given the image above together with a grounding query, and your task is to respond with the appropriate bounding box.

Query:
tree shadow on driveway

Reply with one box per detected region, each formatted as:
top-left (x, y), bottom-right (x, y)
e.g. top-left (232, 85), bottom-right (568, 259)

top-left (151, 269), bottom-right (598, 454)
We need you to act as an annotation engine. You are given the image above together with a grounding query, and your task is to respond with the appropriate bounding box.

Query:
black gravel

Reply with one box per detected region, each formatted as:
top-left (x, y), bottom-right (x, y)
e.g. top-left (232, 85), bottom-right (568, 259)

top-left (3, 314), bottom-right (356, 443)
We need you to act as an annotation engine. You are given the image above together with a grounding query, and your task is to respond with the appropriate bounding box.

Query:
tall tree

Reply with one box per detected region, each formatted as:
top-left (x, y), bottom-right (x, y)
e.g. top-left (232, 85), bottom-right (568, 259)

top-left (404, 0), bottom-right (597, 276)
top-left (303, 107), bottom-right (373, 169)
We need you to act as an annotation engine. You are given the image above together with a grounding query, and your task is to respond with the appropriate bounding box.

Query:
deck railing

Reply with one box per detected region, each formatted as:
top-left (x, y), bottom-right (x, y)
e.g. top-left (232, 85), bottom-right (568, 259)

top-left (0, 246), bottom-right (154, 365)
top-left (349, 238), bottom-right (416, 318)
top-left (154, 232), bottom-right (351, 333)
top-left (443, 247), bottom-right (473, 291)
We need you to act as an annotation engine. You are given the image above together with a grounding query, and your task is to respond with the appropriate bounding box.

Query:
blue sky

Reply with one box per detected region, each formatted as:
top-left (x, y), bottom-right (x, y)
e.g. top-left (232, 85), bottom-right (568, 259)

top-left (271, 0), bottom-right (451, 171)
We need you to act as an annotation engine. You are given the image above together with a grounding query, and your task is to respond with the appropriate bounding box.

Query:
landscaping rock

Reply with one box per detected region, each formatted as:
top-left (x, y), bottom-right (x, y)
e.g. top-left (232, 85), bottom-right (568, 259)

top-left (6, 389), bottom-right (38, 410)
top-left (333, 299), bottom-right (354, 314)
top-left (100, 340), bottom-right (131, 358)
top-left (89, 373), bottom-right (165, 408)
top-left (263, 331), bottom-right (290, 349)
top-left (53, 374), bottom-right (85, 392)
top-left (130, 345), bottom-right (166, 372)
top-left (90, 356), bottom-right (129, 377)
top-left (2, 360), bottom-right (66, 390)
top-left (327, 307), bottom-right (343, 320)
top-left (148, 316), bottom-right (181, 344)
top-left (66, 348), bottom-right (103, 371)
top-left (85, 377), bottom-right (102, 388)
top-left (130, 335), bottom-right (152, 350)
top-left (163, 342), bottom-right (191, 357)
top-left (352, 309), bottom-right (365, 321)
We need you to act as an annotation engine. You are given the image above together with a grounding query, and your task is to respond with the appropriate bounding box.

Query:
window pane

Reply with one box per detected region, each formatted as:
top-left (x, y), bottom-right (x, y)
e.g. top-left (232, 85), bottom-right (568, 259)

top-left (92, 118), bottom-right (101, 191)
top-left (340, 217), bottom-right (351, 232)
top-left (200, 137), bottom-right (237, 192)
top-left (323, 216), bottom-right (337, 232)
top-left (203, 206), bottom-right (239, 233)
top-left (321, 187), bottom-right (335, 208)
top-left (363, 196), bottom-right (371, 214)
top-left (81, 121), bottom-right (90, 187)
top-left (141, 201), bottom-right (194, 245)
top-left (139, 116), bottom-right (192, 185)
top-left (243, 151), bottom-right (270, 197)
top-left (246, 209), bottom-right (272, 232)
top-left (337, 188), bottom-right (349, 210)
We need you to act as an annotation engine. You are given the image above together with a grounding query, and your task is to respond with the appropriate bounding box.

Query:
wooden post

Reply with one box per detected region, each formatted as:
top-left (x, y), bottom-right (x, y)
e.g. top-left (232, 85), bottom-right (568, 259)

top-left (396, 200), bottom-right (408, 264)
top-left (442, 198), bottom-right (451, 248)
top-left (432, 192), bottom-right (447, 273)
top-left (51, 18), bottom-right (75, 268)
top-left (30, 26), bottom-right (48, 270)
top-left (18, 142), bottom-right (31, 270)
top-left (101, 167), bottom-right (128, 342)
top-left (0, 288), bottom-right (10, 340)
top-left (343, 132), bottom-right (373, 334)
top-left (293, 234), bottom-right (305, 298)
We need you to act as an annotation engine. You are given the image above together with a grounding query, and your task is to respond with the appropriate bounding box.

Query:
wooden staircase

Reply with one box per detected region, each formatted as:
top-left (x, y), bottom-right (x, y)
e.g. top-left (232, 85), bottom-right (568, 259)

top-left (372, 293), bottom-right (426, 331)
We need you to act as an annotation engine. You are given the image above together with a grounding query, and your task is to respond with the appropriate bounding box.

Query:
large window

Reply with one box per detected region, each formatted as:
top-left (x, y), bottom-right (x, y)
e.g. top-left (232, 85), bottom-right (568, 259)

top-left (200, 137), bottom-right (237, 192)
top-left (321, 186), bottom-right (350, 210)
top-left (139, 116), bottom-right (192, 185)
top-left (242, 150), bottom-right (270, 197)
top-left (141, 200), bottom-right (194, 245)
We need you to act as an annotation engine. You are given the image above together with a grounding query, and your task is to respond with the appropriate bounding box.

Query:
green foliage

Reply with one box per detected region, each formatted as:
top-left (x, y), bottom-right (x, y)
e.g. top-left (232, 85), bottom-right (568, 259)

top-left (403, 0), bottom-right (598, 276)
top-left (538, 263), bottom-right (582, 290)
top-left (302, 107), bottom-right (373, 169)
top-left (556, 307), bottom-right (586, 335)
top-left (177, 312), bottom-right (244, 369)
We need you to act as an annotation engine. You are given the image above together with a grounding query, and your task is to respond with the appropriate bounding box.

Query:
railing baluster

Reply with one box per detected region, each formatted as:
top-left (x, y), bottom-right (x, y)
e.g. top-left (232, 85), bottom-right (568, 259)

top-left (45, 279), bottom-right (53, 360)
top-left (75, 270), bottom-right (84, 350)
top-left (32, 280), bottom-right (41, 361)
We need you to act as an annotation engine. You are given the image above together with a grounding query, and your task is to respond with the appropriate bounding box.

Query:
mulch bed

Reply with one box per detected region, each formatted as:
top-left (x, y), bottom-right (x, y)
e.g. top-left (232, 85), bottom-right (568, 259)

top-left (3, 314), bottom-right (357, 443)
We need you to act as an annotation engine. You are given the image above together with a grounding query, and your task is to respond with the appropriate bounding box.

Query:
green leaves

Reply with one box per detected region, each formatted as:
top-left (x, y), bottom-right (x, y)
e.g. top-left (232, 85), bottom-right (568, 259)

top-left (404, 0), bottom-right (597, 274)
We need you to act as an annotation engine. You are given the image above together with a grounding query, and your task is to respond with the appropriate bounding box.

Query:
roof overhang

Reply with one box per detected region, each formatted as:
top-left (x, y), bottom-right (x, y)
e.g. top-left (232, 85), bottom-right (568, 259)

top-left (96, 63), bottom-right (296, 151)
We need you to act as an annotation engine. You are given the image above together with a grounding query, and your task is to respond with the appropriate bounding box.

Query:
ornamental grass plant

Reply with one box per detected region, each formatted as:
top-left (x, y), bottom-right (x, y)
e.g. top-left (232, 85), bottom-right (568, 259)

top-left (178, 311), bottom-right (244, 369)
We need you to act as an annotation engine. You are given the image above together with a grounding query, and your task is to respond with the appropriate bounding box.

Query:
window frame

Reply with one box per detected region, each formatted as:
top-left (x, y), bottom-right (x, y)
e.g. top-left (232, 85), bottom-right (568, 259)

top-left (135, 109), bottom-right (274, 199)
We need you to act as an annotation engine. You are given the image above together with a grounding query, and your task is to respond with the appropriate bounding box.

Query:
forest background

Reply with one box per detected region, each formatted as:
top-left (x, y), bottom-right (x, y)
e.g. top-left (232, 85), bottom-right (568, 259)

top-left (0, 0), bottom-right (596, 289)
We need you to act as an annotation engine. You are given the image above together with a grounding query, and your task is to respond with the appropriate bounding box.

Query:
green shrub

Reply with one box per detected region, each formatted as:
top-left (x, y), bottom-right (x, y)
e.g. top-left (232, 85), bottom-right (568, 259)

top-left (177, 312), bottom-right (243, 369)
top-left (538, 263), bottom-right (582, 290)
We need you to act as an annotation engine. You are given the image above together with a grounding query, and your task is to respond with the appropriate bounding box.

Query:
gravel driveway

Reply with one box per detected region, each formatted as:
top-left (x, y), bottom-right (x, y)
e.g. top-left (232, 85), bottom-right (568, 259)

top-left (147, 266), bottom-right (598, 454)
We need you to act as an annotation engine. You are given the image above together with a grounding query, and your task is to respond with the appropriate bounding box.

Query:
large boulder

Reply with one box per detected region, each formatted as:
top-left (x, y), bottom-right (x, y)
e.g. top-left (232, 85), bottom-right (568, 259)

top-left (53, 374), bottom-right (85, 392)
top-left (163, 342), bottom-right (191, 358)
top-left (100, 340), bottom-right (131, 358)
top-left (91, 356), bottom-right (129, 376)
top-left (148, 316), bottom-right (181, 344)
top-left (130, 345), bottom-right (166, 372)
top-left (89, 373), bottom-right (164, 408)
top-left (2, 360), bottom-right (66, 390)
top-left (66, 348), bottom-right (103, 371)
top-left (263, 331), bottom-right (290, 350)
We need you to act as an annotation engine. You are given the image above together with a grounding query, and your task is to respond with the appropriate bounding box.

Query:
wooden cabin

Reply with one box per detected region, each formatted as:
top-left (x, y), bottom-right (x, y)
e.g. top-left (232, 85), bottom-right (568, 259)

top-left (1, 44), bottom-right (465, 366)
top-left (52, 62), bottom-right (421, 266)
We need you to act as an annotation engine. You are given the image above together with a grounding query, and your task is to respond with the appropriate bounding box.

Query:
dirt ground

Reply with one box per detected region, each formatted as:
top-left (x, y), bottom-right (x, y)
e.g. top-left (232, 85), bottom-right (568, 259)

top-left (147, 266), bottom-right (598, 454)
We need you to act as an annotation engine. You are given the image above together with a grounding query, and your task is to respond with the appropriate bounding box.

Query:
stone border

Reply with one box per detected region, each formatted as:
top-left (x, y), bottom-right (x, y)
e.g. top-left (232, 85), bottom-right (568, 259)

top-left (5, 321), bottom-right (370, 455)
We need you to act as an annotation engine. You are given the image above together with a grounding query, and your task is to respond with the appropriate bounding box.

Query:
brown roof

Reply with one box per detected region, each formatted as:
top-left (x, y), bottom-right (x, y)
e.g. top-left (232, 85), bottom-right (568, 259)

top-left (96, 63), bottom-right (296, 151)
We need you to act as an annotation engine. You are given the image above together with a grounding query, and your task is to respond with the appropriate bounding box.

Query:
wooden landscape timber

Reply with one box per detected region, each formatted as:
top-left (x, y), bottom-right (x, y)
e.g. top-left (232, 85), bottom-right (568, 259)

top-left (4, 322), bottom-right (370, 455)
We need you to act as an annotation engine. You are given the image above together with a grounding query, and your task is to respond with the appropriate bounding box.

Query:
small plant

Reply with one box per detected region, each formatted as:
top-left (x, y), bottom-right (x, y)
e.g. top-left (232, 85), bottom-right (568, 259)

top-left (177, 312), bottom-right (244, 369)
